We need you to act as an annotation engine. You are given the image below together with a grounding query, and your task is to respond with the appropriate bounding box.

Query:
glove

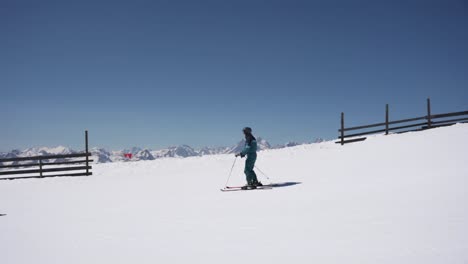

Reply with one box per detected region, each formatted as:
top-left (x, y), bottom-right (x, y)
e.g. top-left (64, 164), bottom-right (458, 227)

top-left (235, 153), bottom-right (240, 157)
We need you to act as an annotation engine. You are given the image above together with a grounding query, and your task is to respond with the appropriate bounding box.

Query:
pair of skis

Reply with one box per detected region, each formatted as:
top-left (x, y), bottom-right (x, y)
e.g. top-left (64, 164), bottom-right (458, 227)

top-left (220, 184), bottom-right (274, 192)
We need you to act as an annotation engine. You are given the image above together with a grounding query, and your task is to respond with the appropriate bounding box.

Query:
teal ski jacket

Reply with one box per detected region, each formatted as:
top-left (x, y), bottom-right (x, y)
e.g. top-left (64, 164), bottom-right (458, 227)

top-left (241, 137), bottom-right (258, 157)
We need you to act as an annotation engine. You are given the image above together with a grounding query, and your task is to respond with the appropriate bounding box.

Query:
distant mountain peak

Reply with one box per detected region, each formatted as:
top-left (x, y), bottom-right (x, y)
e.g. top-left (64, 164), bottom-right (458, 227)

top-left (122, 147), bottom-right (142, 154)
top-left (21, 146), bottom-right (75, 156)
top-left (134, 149), bottom-right (154, 160)
top-left (2, 137), bottom-right (311, 163)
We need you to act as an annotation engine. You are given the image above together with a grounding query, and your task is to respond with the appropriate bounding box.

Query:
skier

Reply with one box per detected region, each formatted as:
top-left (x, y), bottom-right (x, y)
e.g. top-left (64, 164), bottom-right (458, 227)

top-left (235, 127), bottom-right (262, 189)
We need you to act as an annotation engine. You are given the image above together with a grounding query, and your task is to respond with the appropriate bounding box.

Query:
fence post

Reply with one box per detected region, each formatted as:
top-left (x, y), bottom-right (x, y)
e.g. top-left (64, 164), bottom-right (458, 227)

top-left (341, 112), bottom-right (344, 145)
top-left (427, 98), bottom-right (432, 128)
top-left (39, 159), bottom-right (43, 177)
top-left (85, 130), bottom-right (89, 175)
top-left (385, 104), bottom-right (389, 135)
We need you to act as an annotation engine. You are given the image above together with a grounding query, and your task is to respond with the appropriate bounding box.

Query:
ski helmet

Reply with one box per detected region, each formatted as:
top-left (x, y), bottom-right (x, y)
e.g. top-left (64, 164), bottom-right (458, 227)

top-left (242, 127), bottom-right (252, 134)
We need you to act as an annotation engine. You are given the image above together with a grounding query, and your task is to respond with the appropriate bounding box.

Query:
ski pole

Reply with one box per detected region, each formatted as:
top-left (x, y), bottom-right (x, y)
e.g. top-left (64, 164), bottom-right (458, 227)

top-left (224, 157), bottom-right (237, 187)
top-left (254, 165), bottom-right (271, 181)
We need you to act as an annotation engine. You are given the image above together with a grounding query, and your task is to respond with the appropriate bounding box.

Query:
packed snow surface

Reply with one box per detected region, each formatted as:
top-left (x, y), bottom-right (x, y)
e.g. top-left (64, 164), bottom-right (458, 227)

top-left (1, 124), bottom-right (468, 264)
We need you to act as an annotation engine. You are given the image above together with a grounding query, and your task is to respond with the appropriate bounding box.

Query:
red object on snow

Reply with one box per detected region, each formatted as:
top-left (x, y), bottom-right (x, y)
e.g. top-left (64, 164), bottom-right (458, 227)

top-left (124, 153), bottom-right (133, 159)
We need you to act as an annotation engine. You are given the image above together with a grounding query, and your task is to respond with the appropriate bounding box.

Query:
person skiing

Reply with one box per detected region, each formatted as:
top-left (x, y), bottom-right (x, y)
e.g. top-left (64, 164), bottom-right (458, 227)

top-left (235, 127), bottom-right (262, 189)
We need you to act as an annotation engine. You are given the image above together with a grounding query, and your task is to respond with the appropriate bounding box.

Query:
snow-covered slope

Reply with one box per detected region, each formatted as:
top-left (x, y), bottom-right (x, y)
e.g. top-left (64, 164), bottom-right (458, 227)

top-left (1, 124), bottom-right (468, 264)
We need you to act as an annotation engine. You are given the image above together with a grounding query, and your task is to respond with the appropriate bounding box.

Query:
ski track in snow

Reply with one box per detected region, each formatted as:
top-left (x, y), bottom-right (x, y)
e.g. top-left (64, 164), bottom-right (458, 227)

top-left (1, 124), bottom-right (468, 264)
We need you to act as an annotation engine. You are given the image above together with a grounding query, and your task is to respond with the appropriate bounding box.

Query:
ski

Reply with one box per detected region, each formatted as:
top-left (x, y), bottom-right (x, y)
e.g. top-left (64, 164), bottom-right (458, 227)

top-left (224, 183), bottom-right (277, 189)
top-left (220, 186), bottom-right (273, 192)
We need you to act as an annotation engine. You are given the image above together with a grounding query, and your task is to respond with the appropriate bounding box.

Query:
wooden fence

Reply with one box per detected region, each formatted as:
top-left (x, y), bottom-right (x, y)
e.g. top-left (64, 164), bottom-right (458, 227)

top-left (0, 131), bottom-right (93, 180)
top-left (337, 98), bottom-right (468, 145)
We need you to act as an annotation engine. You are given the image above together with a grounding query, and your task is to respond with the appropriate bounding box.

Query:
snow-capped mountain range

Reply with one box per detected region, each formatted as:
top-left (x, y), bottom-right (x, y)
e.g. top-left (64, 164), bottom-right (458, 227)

top-left (0, 137), bottom-right (324, 164)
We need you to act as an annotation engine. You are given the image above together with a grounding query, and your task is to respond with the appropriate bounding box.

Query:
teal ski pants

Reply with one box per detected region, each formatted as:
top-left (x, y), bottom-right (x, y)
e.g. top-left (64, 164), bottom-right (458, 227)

top-left (244, 154), bottom-right (258, 184)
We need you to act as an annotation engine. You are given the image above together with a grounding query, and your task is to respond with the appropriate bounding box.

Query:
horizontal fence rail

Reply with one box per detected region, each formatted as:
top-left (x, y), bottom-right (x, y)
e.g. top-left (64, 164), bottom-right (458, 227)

top-left (339, 116), bottom-right (427, 132)
top-left (0, 165), bottom-right (92, 176)
top-left (0, 131), bottom-right (93, 180)
top-left (0, 159), bottom-right (92, 169)
top-left (337, 98), bottom-right (468, 145)
top-left (0, 153), bottom-right (91, 162)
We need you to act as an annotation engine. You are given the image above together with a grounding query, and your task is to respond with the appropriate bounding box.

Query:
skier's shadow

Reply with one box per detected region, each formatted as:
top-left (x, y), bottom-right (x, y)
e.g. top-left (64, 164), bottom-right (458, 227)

top-left (270, 182), bottom-right (301, 188)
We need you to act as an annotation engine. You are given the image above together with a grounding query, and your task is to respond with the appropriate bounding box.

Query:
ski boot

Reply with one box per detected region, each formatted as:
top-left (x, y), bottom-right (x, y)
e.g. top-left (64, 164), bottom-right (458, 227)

top-left (241, 184), bottom-right (257, 190)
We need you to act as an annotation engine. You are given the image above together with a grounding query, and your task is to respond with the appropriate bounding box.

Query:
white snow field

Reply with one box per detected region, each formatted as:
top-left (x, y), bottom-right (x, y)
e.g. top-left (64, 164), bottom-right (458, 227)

top-left (1, 124), bottom-right (468, 264)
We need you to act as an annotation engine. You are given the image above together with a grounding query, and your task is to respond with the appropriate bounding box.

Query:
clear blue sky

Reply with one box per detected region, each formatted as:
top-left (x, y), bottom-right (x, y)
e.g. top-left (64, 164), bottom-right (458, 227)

top-left (1, 0), bottom-right (467, 151)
